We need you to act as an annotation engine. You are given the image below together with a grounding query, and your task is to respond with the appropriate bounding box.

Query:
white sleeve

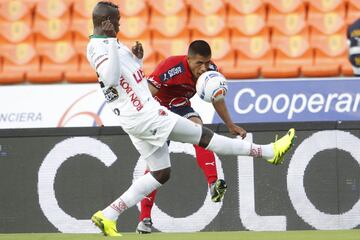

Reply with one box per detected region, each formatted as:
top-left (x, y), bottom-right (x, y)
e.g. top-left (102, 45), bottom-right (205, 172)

top-left (87, 38), bottom-right (121, 86)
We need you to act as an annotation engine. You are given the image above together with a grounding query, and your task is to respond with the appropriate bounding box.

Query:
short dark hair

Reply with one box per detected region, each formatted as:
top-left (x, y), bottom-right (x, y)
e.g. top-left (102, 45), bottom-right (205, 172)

top-left (97, 1), bottom-right (118, 9)
top-left (188, 40), bottom-right (212, 57)
top-left (92, 1), bottom-right (119, 27)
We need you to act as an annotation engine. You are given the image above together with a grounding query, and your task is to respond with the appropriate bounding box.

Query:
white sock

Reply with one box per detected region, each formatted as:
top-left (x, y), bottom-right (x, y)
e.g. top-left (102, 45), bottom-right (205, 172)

top-left (102, 173), bottom-right (162, 221)
top-left (206, 133), bottom-right (274, 159)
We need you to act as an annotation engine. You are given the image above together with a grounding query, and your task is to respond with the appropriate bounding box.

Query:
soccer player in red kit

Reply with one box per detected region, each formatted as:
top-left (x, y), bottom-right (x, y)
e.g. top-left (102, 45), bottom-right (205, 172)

top-left (136, 40), bottom-right (247, 233)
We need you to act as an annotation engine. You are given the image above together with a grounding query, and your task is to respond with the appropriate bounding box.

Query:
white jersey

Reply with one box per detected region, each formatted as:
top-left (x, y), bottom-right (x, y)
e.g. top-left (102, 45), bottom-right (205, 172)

top-left (86, 36), bottom-right (160, 128)
top-left (86, 36), bottom-right (179, 159)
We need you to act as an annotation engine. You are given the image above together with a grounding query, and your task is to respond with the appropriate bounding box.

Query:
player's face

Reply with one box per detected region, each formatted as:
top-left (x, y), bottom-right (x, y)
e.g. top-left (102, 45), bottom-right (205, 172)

top-left (188, 54), bottom-right (212, 80)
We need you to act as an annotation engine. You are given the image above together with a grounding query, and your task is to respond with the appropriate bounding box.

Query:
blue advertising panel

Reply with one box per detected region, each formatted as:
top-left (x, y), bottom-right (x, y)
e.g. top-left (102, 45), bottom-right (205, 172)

top-left (213, 78), bottom-right (360, 123)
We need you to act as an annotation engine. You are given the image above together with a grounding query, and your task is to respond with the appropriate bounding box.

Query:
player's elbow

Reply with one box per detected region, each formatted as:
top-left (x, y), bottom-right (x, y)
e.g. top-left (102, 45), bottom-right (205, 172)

top-left (102, 68), bottom-right (121, 86)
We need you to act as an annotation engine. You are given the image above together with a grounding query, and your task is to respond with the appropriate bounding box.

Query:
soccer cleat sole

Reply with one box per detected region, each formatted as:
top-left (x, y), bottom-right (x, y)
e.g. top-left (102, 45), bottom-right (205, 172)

top-left (136, 229), bottom-right (152, 234)
top-left (91, 216), bottom-right (106, 236)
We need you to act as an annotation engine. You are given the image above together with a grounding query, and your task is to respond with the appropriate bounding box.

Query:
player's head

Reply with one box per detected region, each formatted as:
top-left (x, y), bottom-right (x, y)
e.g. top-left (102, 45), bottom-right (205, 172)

top-left (92, 1), bottom-right (120, 36)
top-left (187, 40), bottom-right (212, 80)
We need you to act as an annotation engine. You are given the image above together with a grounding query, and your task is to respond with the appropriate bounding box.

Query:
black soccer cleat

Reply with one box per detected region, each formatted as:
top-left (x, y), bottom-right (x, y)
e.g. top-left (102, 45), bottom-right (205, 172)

top-left (210, 179), bottom-right (227, 202)
top-left (136, 218), bottom-right (152, 234)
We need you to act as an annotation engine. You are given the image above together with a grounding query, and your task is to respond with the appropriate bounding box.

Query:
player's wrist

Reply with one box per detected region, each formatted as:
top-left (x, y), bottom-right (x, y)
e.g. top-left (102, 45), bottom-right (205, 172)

top-left (226, 122), bottom-right (236, 129)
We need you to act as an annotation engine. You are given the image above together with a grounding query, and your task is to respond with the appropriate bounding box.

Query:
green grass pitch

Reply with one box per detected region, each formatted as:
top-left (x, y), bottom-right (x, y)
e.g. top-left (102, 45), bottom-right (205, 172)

top-left (0, 230), bottom-right (358, 240)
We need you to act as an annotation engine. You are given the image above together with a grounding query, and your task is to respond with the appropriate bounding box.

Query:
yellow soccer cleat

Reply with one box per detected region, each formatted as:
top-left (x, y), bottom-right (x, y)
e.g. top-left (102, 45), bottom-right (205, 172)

top-left (91, 211), bottom-right (122, 237)
top-left (267, 128), bottom-right (296, 165)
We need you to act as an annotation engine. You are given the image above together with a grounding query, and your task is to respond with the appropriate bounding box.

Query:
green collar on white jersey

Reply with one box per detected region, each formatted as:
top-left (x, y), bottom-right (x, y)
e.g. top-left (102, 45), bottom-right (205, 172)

top-left (89, 34), bottom-right (108, 39)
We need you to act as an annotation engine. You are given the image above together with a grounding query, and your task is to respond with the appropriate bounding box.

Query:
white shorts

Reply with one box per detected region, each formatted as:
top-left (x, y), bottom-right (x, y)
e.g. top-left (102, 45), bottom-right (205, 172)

top-left (143, 142), bottom-right (170, 171)
top-left (123, 106), bottom-right (179, 159)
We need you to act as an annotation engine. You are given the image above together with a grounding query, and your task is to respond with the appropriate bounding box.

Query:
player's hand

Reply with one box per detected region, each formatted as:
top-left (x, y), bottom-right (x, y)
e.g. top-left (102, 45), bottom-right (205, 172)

top-left (228, 124), bottom-right (247, 139)
top-left (132, 41), bottom-right (144, 59)
top-left (101, 19), bottom-right (116, 37)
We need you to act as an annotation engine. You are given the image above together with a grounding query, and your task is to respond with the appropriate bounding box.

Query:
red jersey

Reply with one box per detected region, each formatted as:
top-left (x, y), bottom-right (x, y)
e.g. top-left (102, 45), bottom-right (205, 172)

top-left (147, 55), bottom-right (217, 108)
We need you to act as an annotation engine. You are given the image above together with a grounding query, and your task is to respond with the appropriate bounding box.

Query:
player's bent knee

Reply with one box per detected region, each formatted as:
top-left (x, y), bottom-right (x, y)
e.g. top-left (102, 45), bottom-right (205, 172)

top-left (151, 167), bottom-right (171, 184)
top-left (198, 126), bottom-right (214, 148)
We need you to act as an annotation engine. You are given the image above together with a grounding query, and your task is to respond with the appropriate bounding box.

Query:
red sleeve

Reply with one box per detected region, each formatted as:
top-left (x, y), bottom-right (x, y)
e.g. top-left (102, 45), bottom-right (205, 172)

top-left (147, 59), bottom-right (167, 89)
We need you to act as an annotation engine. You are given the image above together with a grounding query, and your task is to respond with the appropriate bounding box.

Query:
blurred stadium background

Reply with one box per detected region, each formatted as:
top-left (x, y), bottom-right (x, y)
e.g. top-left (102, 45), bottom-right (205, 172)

top-left (0, 0), bottom-right (358, 84)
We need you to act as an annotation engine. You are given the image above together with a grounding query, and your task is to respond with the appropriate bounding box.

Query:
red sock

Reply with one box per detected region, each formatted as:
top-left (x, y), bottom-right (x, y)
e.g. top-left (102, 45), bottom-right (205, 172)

top-left (194, 145), bottom-right (218, 185)
top-left (139, 170), bottom-right (157, 221)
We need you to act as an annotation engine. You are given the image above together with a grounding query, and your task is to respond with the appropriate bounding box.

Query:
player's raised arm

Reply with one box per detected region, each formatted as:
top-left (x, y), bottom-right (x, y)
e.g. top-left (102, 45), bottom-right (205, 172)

top-left (97, 20), bottom-right (121, 86)
top-left (88, 3), bottom-right (121, 86)
top-left (212, 98), bottom-right (247, 138)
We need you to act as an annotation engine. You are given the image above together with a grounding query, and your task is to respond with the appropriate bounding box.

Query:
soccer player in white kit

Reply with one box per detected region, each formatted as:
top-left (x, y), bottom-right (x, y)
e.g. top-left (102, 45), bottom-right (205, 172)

top-left (87, 2), bottom-right (295, 237)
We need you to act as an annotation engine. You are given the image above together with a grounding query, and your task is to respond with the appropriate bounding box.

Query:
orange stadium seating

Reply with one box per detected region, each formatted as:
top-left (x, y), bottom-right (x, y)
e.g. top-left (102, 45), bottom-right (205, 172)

top-left (117, 0), bottom-right (146, 17)
top-left (266, 0), bottom-right (304, 13)
top-left (231, 28), bottom-right (274, 78)
top-left (303, 28), bottom-right (349, 77)
top-left (0, 0), bottom-right (36, 21)
top-left (35, 0), bottom-right (73, 19)
top-left (149, 0), bottom-right (189, 60)
top-left (149, 2), bottom-right (187, 37)
top-left (33, 12), bottom-right (71, 40)
top-left (186, 0), bottom-right (225, 15)
top-left (307, 2), bottom-right (346, 34)
top-left (150, 0), bottom-right (186, 15)
top-left (28, 33), bottom-right (78, 83)
top-left (307, 0), bottom-right (343, 12)
top-left (188, 7), bottom-right (226, 37)
top-left (73, 0), bottom-right (99, 18)
top-left (0, 15), bottom-right (33, 43)
top-left (66, 54), bottom-right (98, 83)
top-left (347, 0), bottom-right (360, 24)
top-left (0, 0), bottom-right (356, 84)
top-left (70, 0), bottom-right (99, 82)
top-left (227, 3), bottom-right (266, 36)
top-left (267, 3), bottom-right (307, 35)
top-left (263, 27), bottom-right (313, 78)
top-left (0, 36), bottom-right (40, 84)
top-left (225, 0), bottom-right (264, 14)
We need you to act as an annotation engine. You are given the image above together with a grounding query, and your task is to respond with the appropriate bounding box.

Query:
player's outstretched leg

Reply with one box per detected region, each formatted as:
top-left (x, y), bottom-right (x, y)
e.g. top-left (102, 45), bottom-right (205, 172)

top-left (91, 211), bottom-right (122, 237)
top-left (168, 117), bottom-right (296, 164)
top-left (92, 144), bottom-right (168, 236)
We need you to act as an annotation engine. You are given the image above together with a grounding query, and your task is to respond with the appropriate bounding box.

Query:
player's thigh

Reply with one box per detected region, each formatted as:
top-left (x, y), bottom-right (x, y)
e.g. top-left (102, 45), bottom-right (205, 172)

top-left (188, 116), bottom-right (203, 125)
top-left (168, 116), bottom-right (202, 144)
top-left (170, 106), bottom-right (202, 121)
top-left (144, 143), bottom-right (171, 172)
